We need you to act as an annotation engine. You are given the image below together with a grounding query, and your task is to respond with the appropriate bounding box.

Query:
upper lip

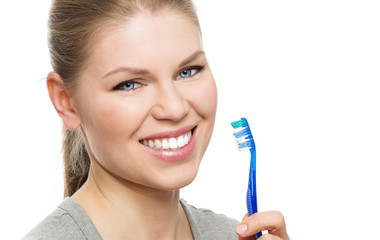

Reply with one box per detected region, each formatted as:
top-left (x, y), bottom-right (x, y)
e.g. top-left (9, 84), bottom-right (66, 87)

top-left (140, 125), bottom-right (195, 140)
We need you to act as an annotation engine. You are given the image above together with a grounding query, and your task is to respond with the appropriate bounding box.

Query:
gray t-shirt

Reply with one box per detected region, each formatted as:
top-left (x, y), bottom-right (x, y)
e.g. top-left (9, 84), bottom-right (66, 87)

top-left (23, 198), bottom-right (239, 240)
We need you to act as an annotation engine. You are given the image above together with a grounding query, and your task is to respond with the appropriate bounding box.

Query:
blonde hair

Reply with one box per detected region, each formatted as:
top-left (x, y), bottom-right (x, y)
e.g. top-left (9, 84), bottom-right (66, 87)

top-left (48, 0), bottom-right (200, 197)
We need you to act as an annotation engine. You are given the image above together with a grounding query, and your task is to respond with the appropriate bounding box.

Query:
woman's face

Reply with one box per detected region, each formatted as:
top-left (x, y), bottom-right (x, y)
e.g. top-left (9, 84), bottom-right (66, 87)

top-left (72, 11), bottom-right (217, 191)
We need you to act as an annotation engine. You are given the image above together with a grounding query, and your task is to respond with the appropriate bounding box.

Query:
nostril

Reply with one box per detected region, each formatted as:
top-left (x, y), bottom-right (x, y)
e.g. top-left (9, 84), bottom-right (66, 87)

top-left (151, 87), bottom-right (189, 121)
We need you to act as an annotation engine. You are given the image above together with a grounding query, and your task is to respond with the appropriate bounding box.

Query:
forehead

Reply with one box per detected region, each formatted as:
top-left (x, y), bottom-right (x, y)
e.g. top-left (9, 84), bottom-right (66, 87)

top-left (86, 10), bottom-right (203, 75)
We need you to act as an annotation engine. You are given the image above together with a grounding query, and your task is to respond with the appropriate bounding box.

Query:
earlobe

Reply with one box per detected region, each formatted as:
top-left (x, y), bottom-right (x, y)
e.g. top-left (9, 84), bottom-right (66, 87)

top-left (47, 72), bottom-right (81, 130)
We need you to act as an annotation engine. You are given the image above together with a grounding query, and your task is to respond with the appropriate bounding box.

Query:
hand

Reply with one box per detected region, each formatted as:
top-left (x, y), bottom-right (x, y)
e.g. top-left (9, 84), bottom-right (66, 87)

top-left (236, 211), bottom-right (290, 240)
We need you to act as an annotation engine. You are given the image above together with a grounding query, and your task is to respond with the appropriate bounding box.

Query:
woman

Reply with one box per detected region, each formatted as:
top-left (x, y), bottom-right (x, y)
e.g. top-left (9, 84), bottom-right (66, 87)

top-left (24, 0), bottom-right (289, 239)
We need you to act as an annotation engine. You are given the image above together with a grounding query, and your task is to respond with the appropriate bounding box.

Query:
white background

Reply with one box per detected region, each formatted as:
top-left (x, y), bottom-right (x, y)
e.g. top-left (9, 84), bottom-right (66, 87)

top-left (1, 1), bottom-right (379, 239)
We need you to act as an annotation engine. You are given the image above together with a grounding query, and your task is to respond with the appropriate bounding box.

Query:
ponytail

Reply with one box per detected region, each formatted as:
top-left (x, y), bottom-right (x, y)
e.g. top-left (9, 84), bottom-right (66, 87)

top-left (62, 128), bottom-right (90, 197)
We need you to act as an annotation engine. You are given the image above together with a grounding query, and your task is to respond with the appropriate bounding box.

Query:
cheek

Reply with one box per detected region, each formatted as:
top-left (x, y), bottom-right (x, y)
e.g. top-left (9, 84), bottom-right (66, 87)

top-left (184, 76), bottom-right (217, 157)
top-left (187, 77), bottom-right (218, 120)
top-left (78, 93), bottom-right (150, 157)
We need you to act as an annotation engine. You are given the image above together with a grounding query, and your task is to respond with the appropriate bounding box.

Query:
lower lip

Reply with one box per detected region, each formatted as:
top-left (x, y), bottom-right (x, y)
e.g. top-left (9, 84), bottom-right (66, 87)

top-left (141, 128), bottom-right (196, 163)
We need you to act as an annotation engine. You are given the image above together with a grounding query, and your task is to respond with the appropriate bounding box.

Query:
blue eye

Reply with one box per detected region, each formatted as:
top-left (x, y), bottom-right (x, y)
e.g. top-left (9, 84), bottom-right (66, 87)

top-left (179, 69), bottom-right (194, 78)
top-left (121, 82), bottom-right (135, 90)
top-left (176, 66), bottom-right (204, 80)
top-left (113, 80), bottom-right (141, 91)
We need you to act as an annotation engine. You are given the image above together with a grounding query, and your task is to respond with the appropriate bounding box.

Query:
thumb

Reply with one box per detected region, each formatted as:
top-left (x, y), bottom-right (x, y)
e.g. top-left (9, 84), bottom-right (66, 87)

top-left (236, 213), bottom-right (256, 240)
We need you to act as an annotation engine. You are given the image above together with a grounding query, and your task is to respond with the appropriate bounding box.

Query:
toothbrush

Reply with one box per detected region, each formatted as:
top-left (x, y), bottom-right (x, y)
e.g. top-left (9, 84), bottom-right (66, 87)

top-left (231, 117), bottom-right (262, 239)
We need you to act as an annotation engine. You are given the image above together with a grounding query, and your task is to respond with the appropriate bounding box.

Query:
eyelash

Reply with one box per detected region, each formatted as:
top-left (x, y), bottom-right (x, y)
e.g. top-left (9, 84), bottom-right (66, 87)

top-left (112, 80), bottom-right (142, 91)
top-left (112, 65), bottom-right (204, 92)
top-left (176, 65), bottom-right (204, 80)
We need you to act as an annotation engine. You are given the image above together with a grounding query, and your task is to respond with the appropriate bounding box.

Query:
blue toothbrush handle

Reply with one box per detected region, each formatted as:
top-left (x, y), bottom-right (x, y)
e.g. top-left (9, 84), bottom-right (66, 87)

top-left (247, 170), bottom-right (262, 239)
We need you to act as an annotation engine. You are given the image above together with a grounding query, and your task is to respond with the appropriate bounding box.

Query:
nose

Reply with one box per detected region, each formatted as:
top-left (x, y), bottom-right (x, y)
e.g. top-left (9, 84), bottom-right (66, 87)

top-left (151, 82), bottom-right (189, 122)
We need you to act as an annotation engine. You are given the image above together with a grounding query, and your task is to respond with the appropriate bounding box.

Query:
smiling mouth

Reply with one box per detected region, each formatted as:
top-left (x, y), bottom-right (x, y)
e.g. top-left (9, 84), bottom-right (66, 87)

top-left (139, 128), bottom-right (195, 150)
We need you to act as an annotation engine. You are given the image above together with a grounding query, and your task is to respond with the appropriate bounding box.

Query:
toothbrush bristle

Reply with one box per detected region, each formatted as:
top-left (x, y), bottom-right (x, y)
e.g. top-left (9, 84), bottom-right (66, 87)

top-left (231, 118), bottom-right (255, 151)
top-left (231, 118), bottom-right (248, 129)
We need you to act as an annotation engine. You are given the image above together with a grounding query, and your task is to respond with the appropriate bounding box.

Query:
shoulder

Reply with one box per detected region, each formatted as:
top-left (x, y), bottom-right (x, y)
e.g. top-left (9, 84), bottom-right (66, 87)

top-left (22, 198), bottom-right (102, 240)
top-left (180, 199), bottom-right (239, 240)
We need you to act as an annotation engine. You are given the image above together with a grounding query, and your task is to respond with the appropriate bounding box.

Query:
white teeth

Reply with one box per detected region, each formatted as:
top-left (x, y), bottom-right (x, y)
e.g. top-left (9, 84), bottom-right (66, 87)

top-left (149, 140), bottom-right (155, 148)
top-left (141, 130), bottom-right (193, 150)
top-left (162, 139), bottom-right (169, 149)
top-left (154, 139), bottom-right (161, 149)
top-left (177, 136), bottom-right (185, 147)
top-left (169, 138), bottom-right (177, 149)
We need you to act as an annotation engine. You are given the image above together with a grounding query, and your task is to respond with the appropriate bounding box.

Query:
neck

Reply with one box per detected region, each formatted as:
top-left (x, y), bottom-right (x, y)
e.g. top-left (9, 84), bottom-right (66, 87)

top-left (72, 167), bottom-right (193, 240)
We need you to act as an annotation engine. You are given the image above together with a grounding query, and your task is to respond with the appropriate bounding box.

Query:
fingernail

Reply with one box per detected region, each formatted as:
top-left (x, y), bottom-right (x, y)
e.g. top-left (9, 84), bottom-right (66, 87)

top-left (236, 223), bottom-right (248, 235)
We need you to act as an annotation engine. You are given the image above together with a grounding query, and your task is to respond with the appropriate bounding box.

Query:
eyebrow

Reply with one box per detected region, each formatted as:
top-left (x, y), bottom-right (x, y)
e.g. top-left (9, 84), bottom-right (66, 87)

top-left (102, 66), bottom-right (150, 79)
top-left (178, 50), bottom-right (205, 68)
top-left (102, 50), bottom-right (205, 79)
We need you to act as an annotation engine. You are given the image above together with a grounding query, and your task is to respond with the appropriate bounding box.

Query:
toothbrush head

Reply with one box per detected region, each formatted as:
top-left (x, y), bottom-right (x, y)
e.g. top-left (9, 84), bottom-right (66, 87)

top-left (231, 118), bottom-right (256, 151)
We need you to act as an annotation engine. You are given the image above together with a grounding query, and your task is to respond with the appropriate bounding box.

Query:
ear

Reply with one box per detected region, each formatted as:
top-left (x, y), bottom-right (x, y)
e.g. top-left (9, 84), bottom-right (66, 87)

top-left (47, 72), bottom-right (81, 130)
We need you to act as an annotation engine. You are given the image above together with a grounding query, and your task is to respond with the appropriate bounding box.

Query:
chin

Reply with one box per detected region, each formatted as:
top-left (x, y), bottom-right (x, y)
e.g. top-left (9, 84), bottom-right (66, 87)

top-left (150, 165), bottom-right (200, 192)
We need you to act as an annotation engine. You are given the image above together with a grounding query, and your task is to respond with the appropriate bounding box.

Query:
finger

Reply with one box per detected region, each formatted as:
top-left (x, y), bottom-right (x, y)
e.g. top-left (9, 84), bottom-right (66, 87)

top-left (238, 232), bottom-right (284, 240)
top-left (236, 213), bottom-right (256, 239)
top-left (237, 215), bottom-right (255, 239)
top-left (238, 235), bottom-right (255, 240)
top-left (236, 211), bottom-right (289, 239)
top-left (257, 234), bottom-right (283, 240)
